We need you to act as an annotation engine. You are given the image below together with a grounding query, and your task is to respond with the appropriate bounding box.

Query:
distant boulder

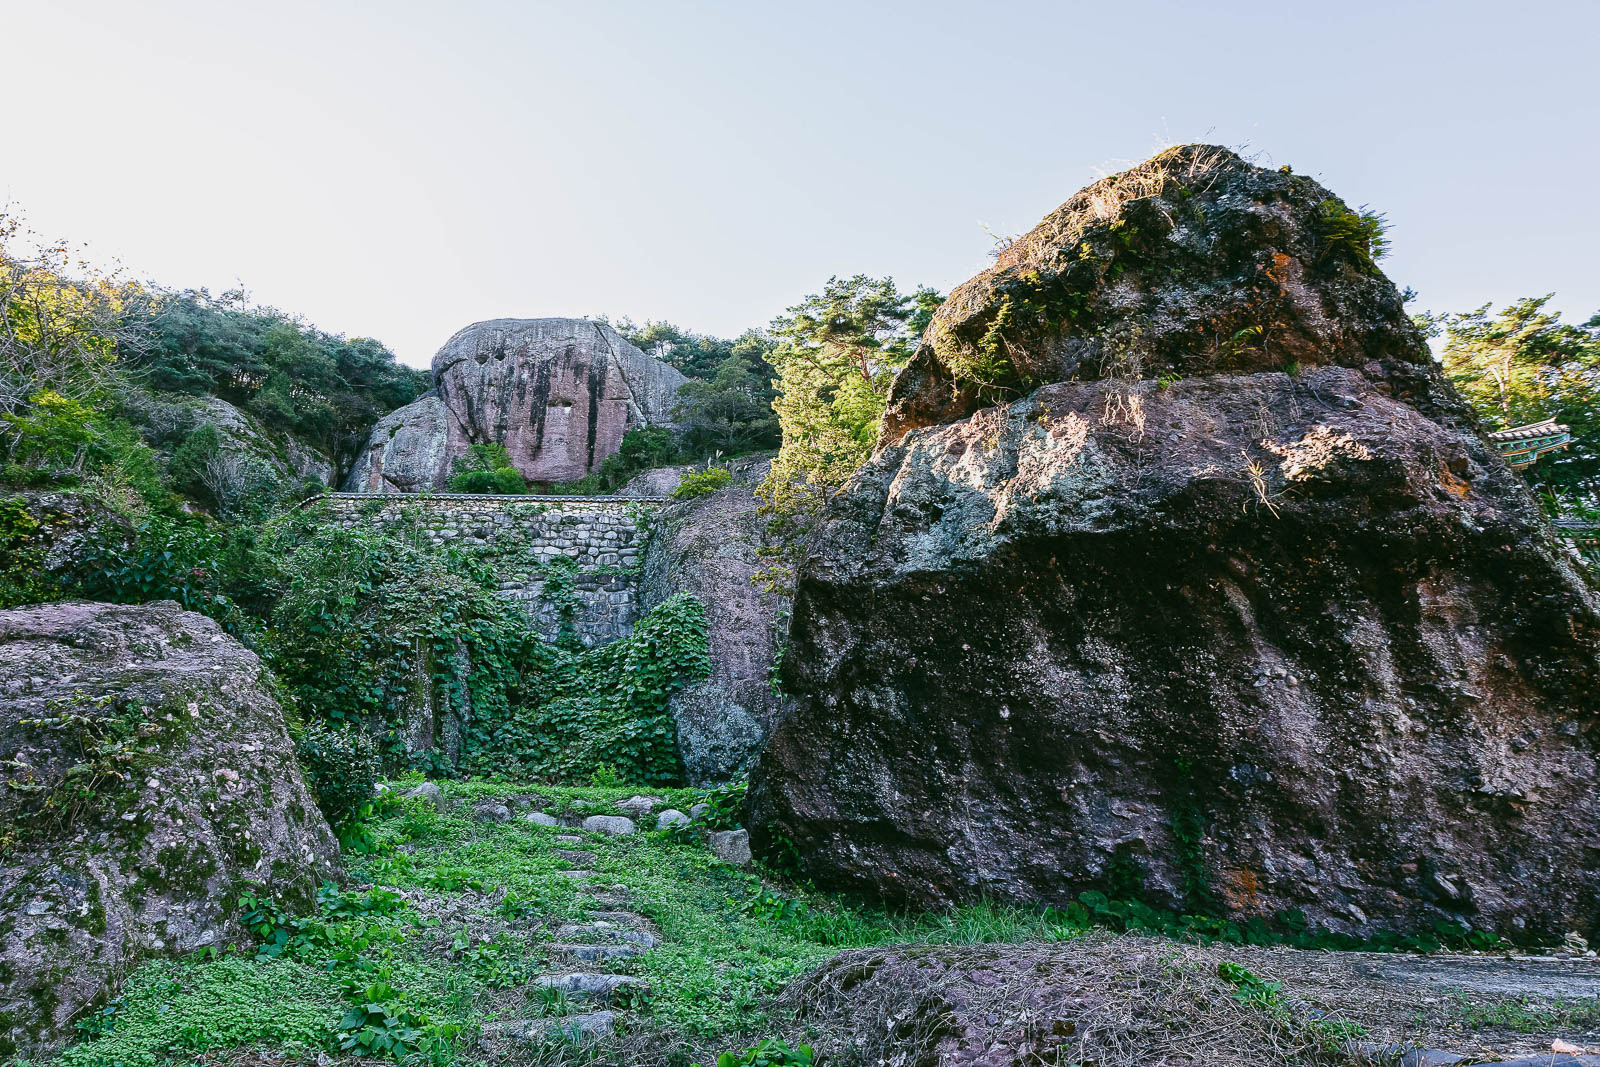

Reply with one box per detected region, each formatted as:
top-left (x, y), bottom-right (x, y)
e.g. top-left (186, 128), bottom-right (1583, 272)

top-left (345, 319), bottom-right (686, 491)
top-left (343, 392), bottom-right (450, 493)
top-left (0, 601), bottom-right (340, 1055)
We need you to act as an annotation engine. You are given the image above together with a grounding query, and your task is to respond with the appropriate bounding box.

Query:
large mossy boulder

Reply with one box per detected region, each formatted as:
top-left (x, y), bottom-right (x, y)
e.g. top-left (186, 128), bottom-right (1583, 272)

top-left (749, 146), bottom-right (1600, 941)
top-left (0, 601), bottom-right (340, 1055)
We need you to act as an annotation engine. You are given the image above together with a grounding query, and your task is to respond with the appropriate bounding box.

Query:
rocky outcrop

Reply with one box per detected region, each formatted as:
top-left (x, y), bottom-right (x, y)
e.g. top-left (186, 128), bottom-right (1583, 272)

top-left (342, 392), bottom-right (450, 493)
top-left (0, 601), bottom-right (340, 1055)
top-left (750, 146), bottom-right (1600, 941)
top-left (119, 392), bottom-right (339, 490)
top-left (190, 396), bottom-right (337, 486)
top-left (640, 457), bottom-right (789, 784)
top-left (345, 319), bottom-right (686, 491)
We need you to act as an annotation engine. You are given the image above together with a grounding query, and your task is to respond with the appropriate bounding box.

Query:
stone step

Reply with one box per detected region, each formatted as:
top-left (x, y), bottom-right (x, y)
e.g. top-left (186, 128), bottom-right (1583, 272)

top-left (485, 1010), bottom-right (615, 1044)
top-left (583, 884), bottom-right (633, 906)
top-left (554, 834), bottom-right (582, 844)
top-left (552, 941), bottom-right (644, 963)
top-left (586, 908), bottom-right (643, 921)
top-left (555, 849), bottom-right (598, 866)
top-left (555, 923), bottom-right (659, 949)
top-left (534, 972), bottom-right (648, 999)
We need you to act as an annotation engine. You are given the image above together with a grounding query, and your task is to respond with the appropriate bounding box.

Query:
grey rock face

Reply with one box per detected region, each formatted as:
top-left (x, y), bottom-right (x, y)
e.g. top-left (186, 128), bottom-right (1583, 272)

top-left (751, 147), bottom-right (1600, 941)
top-left (618, 464), bottom-right (691, 498)
top-left (162, 395), bottom-right (338, 490)
top-left (344, 319), bottom-right (686, 491)
top-left (0, 601), bottom-right (340, 1055)
top-left (342, 392), bottom-right (449, 492)
top-left (486, 1010), bottom-right (616, 1043)
top-left (709, 829), bottom-right (752, 867)
top-left (639, 456), bottom-right (790, 784)
top-left (534, 972), bottom-right (647, 999)
top-left (401, 781), bottom-right (447, 811)
top-left (581, 815), bottom-right (637, 836)
top-left (555, 942), bottom-right (643, 963)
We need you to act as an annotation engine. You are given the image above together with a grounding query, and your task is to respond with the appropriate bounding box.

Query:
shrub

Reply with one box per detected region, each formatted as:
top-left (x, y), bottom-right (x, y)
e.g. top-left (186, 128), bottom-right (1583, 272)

top-left (672, 467), bottom-right (732, 500)
top-left (297, 723), bottom-right (382, 827)
top-left (71, 515), bottom-right (243, 627)
top-left (447, 443), bottom-right (525, 494)
top-left (697, 1040), bottom-right (814, 1067)
top-left (1314, 199), bottom-right (1389, 274)
top-left (1, 390), bottom-right (97, 470)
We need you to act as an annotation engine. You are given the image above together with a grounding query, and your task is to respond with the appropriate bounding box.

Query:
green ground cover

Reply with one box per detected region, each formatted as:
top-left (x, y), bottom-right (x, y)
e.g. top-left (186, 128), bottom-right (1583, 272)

top-left (48, 781), bottom-right (1085, 1067)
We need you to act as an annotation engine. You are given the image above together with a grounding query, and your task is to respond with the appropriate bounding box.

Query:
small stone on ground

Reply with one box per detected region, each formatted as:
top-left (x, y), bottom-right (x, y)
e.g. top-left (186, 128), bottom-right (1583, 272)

top-left (709, 828), bottom-right (751, 865)
top-left (582, 814), bottom-right (637, 836)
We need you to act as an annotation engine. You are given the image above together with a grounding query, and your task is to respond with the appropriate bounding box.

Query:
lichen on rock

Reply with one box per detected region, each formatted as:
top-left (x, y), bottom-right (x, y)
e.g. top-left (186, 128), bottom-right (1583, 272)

top-left (0, 600), bottom-right (340, 1055)
top-left (882, 145), bottom-right (1427, 446)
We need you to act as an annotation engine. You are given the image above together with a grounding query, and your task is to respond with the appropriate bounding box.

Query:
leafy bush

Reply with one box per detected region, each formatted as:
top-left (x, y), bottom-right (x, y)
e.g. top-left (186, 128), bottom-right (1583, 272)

top-left (672, 467), bottom-right (732, 500)
top-left (471, 592), bottom-right (711, 784)
top-left (447, 443), bottom-right (525, 494)
top-left (2, 390), bottom-right (98, 469)
top-left (263, 516), bottom-right (708, 784)
top-left (697, 1040), bottom-right (814, 1067)
top-left (297, 723), bottom-right (382, 827)
top-left (335, 978), bottom-right (457, 1062)
top-left (70, 515), bottom-right (243, 628)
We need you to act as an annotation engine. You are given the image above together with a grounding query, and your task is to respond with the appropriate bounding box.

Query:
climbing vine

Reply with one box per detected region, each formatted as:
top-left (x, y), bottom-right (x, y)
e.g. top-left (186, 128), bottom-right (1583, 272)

top-left (261, 512), bottom-right (708, 786)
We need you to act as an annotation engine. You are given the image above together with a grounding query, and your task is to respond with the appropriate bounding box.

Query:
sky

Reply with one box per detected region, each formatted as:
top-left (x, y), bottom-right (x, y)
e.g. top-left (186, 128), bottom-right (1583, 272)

top-left (5, 0), bottom-right (1597, 369)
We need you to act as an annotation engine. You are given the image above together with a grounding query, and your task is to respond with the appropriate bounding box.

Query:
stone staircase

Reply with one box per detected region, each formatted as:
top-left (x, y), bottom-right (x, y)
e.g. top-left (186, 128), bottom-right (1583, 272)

top-left (472, 797), bottom-right (698, 1048)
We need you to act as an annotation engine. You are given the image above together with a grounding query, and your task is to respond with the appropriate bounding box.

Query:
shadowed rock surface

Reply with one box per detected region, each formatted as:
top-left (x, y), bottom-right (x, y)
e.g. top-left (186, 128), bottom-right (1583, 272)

top-left (750, 146), bottom-right (1600, 940)
top-left (0, 601), bottom-right (340, 1055)
top-left (639, 456), bottom-right (790, 784)
top-left (345, 318), bottom-right (685, 491)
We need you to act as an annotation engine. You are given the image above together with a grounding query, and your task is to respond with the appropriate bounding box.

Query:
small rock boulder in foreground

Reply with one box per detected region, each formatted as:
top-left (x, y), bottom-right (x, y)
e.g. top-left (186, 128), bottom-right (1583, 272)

top-left (751, 145), bottom-right (1600, 942)
top-left (0, 601), bottom-right (340, 1056)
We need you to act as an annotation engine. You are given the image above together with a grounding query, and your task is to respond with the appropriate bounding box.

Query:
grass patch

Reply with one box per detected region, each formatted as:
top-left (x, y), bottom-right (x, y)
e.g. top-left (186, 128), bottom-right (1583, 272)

top-left (52, 781), bottom-right (1091, 1066)
top-left (1454, 994), bottom-right (1600, 1033)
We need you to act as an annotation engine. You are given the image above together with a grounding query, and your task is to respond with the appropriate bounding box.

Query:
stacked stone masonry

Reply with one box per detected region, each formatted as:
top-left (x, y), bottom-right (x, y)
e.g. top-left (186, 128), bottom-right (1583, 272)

top-left (321, 493), bottom-right (663, 645)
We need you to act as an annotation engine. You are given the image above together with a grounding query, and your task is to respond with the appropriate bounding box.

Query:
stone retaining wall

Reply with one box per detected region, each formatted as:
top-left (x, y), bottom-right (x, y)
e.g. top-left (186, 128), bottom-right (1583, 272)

top-left (319, 493), bottom-right (664, 645)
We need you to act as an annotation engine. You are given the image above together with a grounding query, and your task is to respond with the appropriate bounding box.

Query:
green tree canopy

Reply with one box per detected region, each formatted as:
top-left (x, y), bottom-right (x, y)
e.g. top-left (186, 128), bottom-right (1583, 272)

top-left (1436, 295), bottom-right (1600, 497)
top-left (674, 330), bottom-right (781, 456)
top-left (132, 288), bottom-right (428, 461)
top-left (757, 275), bottom-right (942, 517)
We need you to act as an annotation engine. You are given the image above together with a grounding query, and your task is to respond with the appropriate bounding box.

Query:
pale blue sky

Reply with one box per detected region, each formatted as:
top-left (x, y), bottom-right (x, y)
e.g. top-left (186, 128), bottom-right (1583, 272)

top-left (6, 0), bottom-right (1597, 368)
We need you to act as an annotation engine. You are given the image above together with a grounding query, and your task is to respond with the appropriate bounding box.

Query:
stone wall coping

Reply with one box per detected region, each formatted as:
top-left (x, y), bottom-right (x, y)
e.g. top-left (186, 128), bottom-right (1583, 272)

top-left (307, 492), bottom-right (670, 507)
